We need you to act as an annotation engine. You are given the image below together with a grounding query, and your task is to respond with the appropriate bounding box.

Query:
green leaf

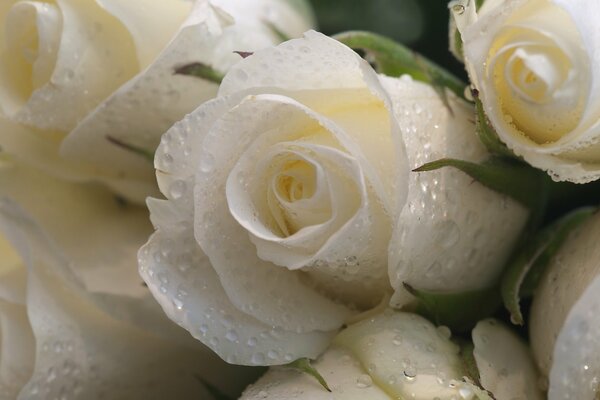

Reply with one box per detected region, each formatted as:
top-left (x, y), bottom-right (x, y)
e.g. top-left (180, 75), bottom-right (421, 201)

top-left (333, 31), bottom-right (466, 100)
top-left (404, 283), bottom-right (501, 332)
top-left (286, 358), bottom-right (331, 392)
top-left (106, 136), bottom-right (154, 162)
top-left (413, 157), bottom-right (548, 210)
top-left (194, 375), bottom-right (233, 400)
top-left (501, 207), bottom-right (595, 325)
top-left (474, 95), bottom-right (516, 159)
top-left (174, 62), bottom-right (224, 84)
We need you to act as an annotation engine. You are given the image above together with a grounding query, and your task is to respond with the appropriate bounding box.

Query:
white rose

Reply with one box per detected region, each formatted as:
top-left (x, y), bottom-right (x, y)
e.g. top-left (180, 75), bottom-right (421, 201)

top-left (0, 0), bottom-right (314, 202)
top-left (0, 162), bottom-right (255, 399)
top-left (530, 211), bottom-right (600, 399)
top-left (241, 311), bottom-right (543, 400)
top-left (454, 0), bottom-right (600, 183)
top-left (138, 31), bottom-right (527, 366)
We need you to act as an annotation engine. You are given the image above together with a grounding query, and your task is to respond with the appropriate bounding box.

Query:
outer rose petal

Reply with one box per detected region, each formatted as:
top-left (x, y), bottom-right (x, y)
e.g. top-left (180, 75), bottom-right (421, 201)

top-left (333, 311), bottom-right (464, 400)
top-left (473, 319), bottom-right (544, 400)
top-left (60, 0), bottom-right (315, 191)
top-left (0, 242), bottom-right (34, 398)
top-left (530, 211), bottom-right (600, 399)
top-left (0, 198), bottom-right (257, 399)
top-left (139, 205), bottom-right (337, 366)
top-left (241, 346), bottom-right (392, 400)
top-left (12, 0), bottom-right (140, 132)
top-left (242, 311), bottom-right (546, 400)
top-left (382, 76), bottom-right (528, 306)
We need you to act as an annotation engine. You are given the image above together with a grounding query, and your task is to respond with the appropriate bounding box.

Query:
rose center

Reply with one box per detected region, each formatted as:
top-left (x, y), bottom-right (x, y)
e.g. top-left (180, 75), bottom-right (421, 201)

top-left (506, 47), bottom-right (568, 105)
top-left (273, 160), bottom-right (316, 203)
top-left (266, 153), bottom-right (331, 237)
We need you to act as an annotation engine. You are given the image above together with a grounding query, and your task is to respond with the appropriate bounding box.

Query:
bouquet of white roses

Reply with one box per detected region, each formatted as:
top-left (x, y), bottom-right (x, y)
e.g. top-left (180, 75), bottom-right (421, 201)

top-left (0, 0), bottom-right (597, 399)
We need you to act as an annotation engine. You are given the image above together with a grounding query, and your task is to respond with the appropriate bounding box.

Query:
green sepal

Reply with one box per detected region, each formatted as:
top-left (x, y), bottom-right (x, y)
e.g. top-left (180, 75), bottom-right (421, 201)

top-left (333, 31), bottom-right (466, 101)
top-left (413, 157), bottom-right (548, 210)
top-left (174, 62), bottom-right (224, 84)
top-left (106, 136), bottom-right (154, 163)
top-left (501, 207), bottom-right (595, 325)
top-left (286, 358), bottom-right (331, 392)
top-left (474, 96), bottom-right (516, 159)
top-left (404, 283), bottom-right (500, 333)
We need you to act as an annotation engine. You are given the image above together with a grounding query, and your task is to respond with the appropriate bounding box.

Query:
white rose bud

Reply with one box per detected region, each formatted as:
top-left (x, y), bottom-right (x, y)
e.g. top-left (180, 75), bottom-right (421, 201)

top-left (530, 210), bottom-right (600, 399)
top-left (241, 311), bottom-right (543, 400)
top-left (0, 162), bottom-right (255, 399)
top-left (138, 31), bottom-right (528, 366)
top-left (454, 0), bottom-right (600, 183)
top-left (0, 0), bottom-right (313, 202)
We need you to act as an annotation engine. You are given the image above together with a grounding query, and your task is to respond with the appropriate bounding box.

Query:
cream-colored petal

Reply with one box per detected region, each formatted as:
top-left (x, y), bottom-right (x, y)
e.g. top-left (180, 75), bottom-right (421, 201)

top-left (139, 209), bottom-right (336, 366)
top-left (472, 319), bottom-right (544, 400)
top-left (96, 0), bottom-right (191, 68)
top-left (241, 346), bottom-right (392, 400)
top-left (382, 76), bottom-right (527, 307)
top-left (0, 117), bottom-right (157, 204)
top-left (13, 0), bottom-right (139, 132)
top-left (0, 199), bottom-right (255, 400)
top-left (0, 163), bottom-right (152, 298)
top-left (334, 311), bottom-right (464, 400)
top-left (546, 275), bottom-right (600, 400)
top-left (0, 300), bottom-right (34, 398)
top-left (530, 211), bottom-right (600, 400)
top-left (194, 94), bottom-right (351, 333)
top-left (530, 211), bottom-right (600, 377)
top-left (61, 0), bottom-right (315, 183)
top-left (0, 1), bottom-right (60, 115)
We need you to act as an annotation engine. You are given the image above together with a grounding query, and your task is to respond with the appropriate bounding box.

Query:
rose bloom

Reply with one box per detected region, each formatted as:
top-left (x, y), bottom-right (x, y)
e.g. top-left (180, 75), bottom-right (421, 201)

top-left (530, 211), bottom-right (600, 400)
top-left (0, 0), bottom-right (313, 202)
top-left (139, 31), bottom-right (527, 366)
top-left (0, 162), bottom-right (256, 399)
top-left (242, 311), bottom-right (543, 400)
top-left (456, 0), bottom-right (600, 183)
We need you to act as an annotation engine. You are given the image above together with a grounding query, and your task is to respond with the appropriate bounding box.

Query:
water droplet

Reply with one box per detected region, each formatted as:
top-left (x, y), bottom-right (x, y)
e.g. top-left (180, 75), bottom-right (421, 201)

top-left (356, 374), bottom-right (373, 388)
top-left (225, 330), bottom-right (239, 342)
top-left (200, 153), bottom-right (215, 173)
top-left (393, 334), bottom-right (403, 346)
top-left (252, 352), bottom-right (266, 365)
top-left (169, 180), bottom-right (187, 200)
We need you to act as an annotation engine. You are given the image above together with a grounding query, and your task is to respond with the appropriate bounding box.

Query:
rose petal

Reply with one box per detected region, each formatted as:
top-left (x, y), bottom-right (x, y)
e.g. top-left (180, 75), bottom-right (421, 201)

top-left (0, 163), bottom-right (152, 298)
top-left (546, 275), bottom-right (600, 400)
top-left (61, 0), bottom-right (314, 185)
top-left (95, 0), bottom-right (191, 68)
top-left (139, 206), bottom-right (336, 366)
top-left (194, 94), bottom-right (352, 333)
top-left (11, 0), bottom-right (140, 132)
top-left (530, 211), bottom-right (600, 376)
top-left (0, 117), bottom-right (158, 204)
top-left (334, 311), bottom-right (464, 400)
top-left (381, 76), bottom-right (527, 307)
top-left (240, 346), bottom-right (392, 400)
top-left (472, 319), bottom-right (544, 400)
top-left (0, 242), bottom-right (34, 398)
top-left (0, 198), bottom-right (256, 399)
